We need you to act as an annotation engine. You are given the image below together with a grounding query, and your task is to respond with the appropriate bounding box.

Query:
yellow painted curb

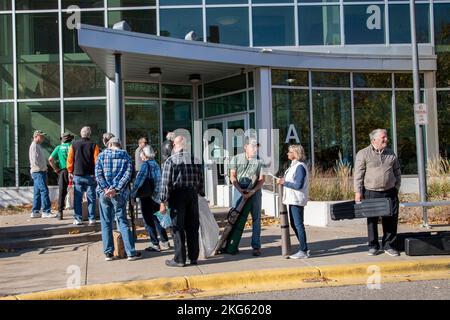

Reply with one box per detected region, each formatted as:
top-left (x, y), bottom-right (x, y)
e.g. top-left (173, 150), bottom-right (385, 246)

top-left (2, 258), bottom-right (450, 300)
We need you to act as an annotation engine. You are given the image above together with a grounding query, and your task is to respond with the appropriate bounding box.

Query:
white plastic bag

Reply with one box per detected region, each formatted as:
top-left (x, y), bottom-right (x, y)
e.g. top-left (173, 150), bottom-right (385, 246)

top-left (65, 182), bottom-right (74, 210)
top-left (198, 196), bottom-right (220, 258)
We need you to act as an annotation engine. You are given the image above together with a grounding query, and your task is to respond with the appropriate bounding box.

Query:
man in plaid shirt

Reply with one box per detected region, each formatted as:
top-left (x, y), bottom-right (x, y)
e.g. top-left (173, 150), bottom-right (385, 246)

top-left (160, 135), bottom-right (204, 267)
top-left (95, 137), bottom-right (141, 261)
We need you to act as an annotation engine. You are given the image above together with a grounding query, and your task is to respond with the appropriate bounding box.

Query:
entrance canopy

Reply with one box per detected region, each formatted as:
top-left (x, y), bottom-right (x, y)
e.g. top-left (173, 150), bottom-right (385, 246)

top-left (78, 24), bottom-right (436, 83)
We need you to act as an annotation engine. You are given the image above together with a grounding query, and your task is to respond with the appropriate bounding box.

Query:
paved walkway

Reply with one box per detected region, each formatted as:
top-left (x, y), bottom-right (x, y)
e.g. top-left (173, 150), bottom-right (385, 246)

top-left (1, 211), bottom-right (449, 298)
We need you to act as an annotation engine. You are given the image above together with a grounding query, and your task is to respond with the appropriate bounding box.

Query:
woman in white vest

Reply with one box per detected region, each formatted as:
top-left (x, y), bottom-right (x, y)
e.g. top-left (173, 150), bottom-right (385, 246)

top-left (276, 145), bottom-right (310, 259)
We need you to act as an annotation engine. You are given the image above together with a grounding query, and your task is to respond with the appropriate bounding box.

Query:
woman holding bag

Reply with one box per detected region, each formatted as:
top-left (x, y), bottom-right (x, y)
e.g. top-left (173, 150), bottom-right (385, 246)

top-left (131, 146), bottom-right (170, 252)
top-left (276, 144), bottom-right (310, 259)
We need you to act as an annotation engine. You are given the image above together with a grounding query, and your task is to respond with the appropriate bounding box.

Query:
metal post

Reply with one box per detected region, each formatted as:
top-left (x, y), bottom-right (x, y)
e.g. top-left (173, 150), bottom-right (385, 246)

top-left (409, 0), bottom-right (429, 228)
top-left (112, 53), bottom-right (124, 143)
top-left (278, 184), bottom-right (291, 257)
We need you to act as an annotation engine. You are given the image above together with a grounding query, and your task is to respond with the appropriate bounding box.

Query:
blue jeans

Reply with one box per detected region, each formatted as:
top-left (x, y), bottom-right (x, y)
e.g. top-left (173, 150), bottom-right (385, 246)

top-left (98, 192), bottom-right (136, 257)
top-left (73, 175), bottom-right (96, 221)
top-left (232, 186), bottom-right (262, 250)
top-left (31, 171), bottom-right (51, 213)
top-left (288, 205), bottom-right (308, 252)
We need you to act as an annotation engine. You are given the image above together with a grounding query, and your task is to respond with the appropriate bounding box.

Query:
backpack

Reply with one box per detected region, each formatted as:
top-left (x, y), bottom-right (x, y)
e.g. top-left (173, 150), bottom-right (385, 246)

top-left (136, 162), bottom-right (155, 198)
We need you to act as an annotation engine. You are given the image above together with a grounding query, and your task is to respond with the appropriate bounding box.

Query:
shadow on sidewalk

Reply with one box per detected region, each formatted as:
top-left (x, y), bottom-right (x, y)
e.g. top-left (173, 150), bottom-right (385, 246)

top-left (307, 237), bottom-right (368, 257)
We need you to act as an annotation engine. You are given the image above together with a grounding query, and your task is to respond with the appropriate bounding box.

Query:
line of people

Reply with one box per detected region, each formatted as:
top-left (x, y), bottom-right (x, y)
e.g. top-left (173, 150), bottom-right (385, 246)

top-left (29, 127), bottom-right (402, 265)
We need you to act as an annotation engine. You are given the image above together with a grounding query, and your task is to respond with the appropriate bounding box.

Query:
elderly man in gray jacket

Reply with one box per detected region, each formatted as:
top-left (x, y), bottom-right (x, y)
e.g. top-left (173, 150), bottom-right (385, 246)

top-left (354, 128), bottom-right (401, 257)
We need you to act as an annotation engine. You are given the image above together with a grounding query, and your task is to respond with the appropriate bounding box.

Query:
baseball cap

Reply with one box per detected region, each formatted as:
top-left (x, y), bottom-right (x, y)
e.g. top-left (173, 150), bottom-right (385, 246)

top-left (33, 130), bottom-right (47, 138)
top-left (60, 132), bottom-right (74, 142)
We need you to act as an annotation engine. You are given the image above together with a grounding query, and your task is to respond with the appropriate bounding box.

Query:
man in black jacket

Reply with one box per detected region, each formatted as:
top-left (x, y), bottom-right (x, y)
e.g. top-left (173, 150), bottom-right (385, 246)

top-left (67, 126), bottom-right (100, 226)
top-left (161, 132), bottom-right (175, 164)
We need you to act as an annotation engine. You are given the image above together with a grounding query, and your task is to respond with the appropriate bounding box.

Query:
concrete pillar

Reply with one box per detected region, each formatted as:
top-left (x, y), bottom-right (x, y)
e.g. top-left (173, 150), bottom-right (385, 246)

top-left (108, 54), bottom-right (125, 146)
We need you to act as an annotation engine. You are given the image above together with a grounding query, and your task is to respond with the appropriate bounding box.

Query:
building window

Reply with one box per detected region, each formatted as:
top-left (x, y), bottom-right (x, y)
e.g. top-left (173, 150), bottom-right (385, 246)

top-left (125, 82), bottom-right (159, 98)
top-left (125, 99), bottom-right (160, 163)
top-left (353, 72), bottom-right (391, 89)
top-left (61, 0), bottom-right (104, 8)
top-left (108, 0), bottom-right (156, 7)
top-left (16, 13), bottom-right (60, 99)
top-left (108, 9), bottom-right (156, 35)
top-left (313, 90), bottom-right (352, 170)
top-left (0, 14), bottom-right (13, 100)
top-left (354, 91), bottom-right (393, 154)
top-left (0, 0), bottom-right (11, 10)
top-left (162, 84), bottom-right (193, 100)
top-left (344, 4), bottom-right (385, 44)
top-left (206, 0), bottom-right (246, 4)
top-left (272, 89), bottom-right (310, 174)
top-left (206, 7), bottom-right (249, 46)
top-left (312, 71), bottom-right (350, 88)
top-left (389, 4), bottom-right (430, 44)
top-left (63, 11), bottom-right (106, 97)
top-left (16, 0), bottom-right (58, 10)
top-left (298, 5), bottom-right (341, 46)
top-left (159, 0), bottom-right (201, 5)
top-left (0, 102), bottom-right (15, 187)
top-left (162, 100), bottom-right (192, 134)
top-left (204, 92), bottom-right (247, 118)
top-left (437, 91), bottom-right (450, 159)
top-left (18, 101), bottom-right (61, 186)
top-left (434, 3), bottom-right (450, 52)
top-left (252, 6), bottom-right (295, 46)
top-left (160, 8), bottom-right (203, 40)
top-left (437, 53), bottom-right (450, 89)
top-left (205, 74), bottom-right (246, 98)
top-left (272, 69), bottom-right (308, 87)
top-left (395, 91), bottom-right (417, 174)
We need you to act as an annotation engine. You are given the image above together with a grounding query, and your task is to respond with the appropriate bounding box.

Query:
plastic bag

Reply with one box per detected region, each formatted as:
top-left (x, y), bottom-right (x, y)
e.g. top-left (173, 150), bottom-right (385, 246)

top-left (198, 196), bottom-right (220, 258)
top-left (154, 209), bottom-right (172, 229)
top-left (65, 180), bottom-right (74, 210)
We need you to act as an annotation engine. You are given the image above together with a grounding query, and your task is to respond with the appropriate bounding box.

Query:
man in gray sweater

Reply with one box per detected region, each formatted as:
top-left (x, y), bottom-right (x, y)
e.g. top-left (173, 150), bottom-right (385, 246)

top-left (354, 128), bottom-right (401, 257)
top-left (29, 130), bottom-right (55, 218)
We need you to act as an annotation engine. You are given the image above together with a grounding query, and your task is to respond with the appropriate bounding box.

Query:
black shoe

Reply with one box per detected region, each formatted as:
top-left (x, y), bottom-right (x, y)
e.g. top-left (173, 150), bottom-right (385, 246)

top-left (252, 248), bottom-right (262, 256)
top-left (165, 259), bottom-right (185, 267)
top-left (105, 253), bottom-right (114, 261)
top-left (189, 260), bottom-right (198, 265)
top-left (127, 252), bottom-right (142, 261)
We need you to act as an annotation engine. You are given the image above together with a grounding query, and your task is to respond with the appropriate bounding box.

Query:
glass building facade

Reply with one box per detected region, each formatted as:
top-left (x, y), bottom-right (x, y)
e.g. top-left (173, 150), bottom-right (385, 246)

top-left (0, 0), bottom-right (449, 188)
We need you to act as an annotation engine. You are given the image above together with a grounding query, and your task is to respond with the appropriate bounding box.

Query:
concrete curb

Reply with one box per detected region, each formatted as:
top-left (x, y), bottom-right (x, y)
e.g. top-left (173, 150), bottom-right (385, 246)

top-left (2, 258), bottom-right (450, 300)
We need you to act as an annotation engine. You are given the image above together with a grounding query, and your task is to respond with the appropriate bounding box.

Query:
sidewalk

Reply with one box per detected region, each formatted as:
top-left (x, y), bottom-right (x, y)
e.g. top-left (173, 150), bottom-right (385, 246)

top-left (0, 211), bottom-right (449, 299)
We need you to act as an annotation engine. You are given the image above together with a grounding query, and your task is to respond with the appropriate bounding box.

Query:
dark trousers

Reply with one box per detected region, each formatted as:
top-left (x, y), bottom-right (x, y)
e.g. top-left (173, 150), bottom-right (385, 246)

top-left (57, 169), bottom-right (69, 212)
top-left (140, 197), bottom-right (169, 245)
top-left (288, 205), bottom-right (308, 252)
top-left (365, 188), bottom-right (399, 250)
top-left (168, 188), bottom-right (199, 264)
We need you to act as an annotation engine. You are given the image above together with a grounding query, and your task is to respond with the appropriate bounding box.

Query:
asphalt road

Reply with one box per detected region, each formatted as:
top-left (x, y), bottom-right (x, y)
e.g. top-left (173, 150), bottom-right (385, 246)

top-left (202, 279), bottom-right (450, 300)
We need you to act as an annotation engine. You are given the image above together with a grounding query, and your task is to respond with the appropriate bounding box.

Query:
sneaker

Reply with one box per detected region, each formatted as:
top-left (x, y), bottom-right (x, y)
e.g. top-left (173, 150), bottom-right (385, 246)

top-left (105, 253), bottom-right (114, 261)
top-left (30, 212), bottom-right (41, 218)
top-left (145, 243), bottom-right (161, 252)
top-left (384, 248), bottom-right (400, 257)
top-left (252, 248), bottom-right (262, 257)
top-left (165, 259), bottom-right (185, 267)
top-left (289, 250), bottom-right (309, 259)
top-left (368, 248), bottom-right (381, 256)
top-left (160, 241), bottom-right (170, 251)
top-left (42, 212), bottom-right (57, 218)
top-left (127, 252), bottom-right (142, 261)
top-left (73, 219), bottom-right (83, 225)
top-left (88, 219), bottom-right (96, 226)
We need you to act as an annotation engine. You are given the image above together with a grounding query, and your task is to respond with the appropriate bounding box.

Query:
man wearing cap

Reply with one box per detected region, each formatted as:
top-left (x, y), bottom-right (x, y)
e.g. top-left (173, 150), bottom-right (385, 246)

top-left (67, 126), bottom-right (100, 225)
top-left (29, 130), bottom-right (54, 218)
top-left (95, 137), bottom-right (141, 261)
top-left (229, 137), bottom-right (264, 256)
top-left (49, 132), bottom-right (74, 220)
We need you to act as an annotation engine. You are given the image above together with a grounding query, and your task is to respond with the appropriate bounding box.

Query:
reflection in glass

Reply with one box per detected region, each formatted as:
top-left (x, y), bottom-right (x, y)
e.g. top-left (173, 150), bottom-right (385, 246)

top-left (437, 53), bottom-right (450, 88)
top-left (395, 91), bottom-right (417, 174)
top-left (63, 11), bottom-right (105, 97)
top-left (354, 91), bottom-right (392, 153)
top-left (125, 82), bottom-right (159, 98)
top-left (160, 0), bottom-right (201, 4)
top-left (298, 5), bottom-right (340, 45)
top-left (61, 0), bottom-right (104, 8)
top-left (162, 101), bottom-right (192, 134)
top-left (160, 8), bottom-right (203, 40)
top-left (108, 0), bottom-right (156, 7)
top-left (108, 10), bottom-right (156, 35)
top-left (125, 99), bottom-right (160, 163)
top-left (18, 101), bottom-right (61, 186)
top-left (0, 103), bottom-right (15, 187)
top-left (205, 92), bottom-right (247, 118)
top-left (206, 7), bottom-right (249, 46)
top-left (16, 0), bottom-right (58, 10)
top-left (353, 73), bottom-right (391, 88)
top-left (437, 91), bottom-right (450, 158)
top-left (162, 84), bottom-right (192, 99)
top-left (206, 0), bottom-right (246, 4)
top-left (389, 4), bottom-right (430, 44)
top-left (272, 89), bottom-right (310, 175)
top-left (0, 14), bottom-right (13, 99)
top-left (434, 3), bottom-right (450, 51)
top-left (0, 0), bottom-right (11, 10)
top-left (313, 90), bottom-right (352, 170)
top-left (272, 69), bottom-right (308, 87)
top-left (344, 4), bottom-right (385, 44)
top-left (17, 13), bottom-right (60, 99)
top-left (252, 6), bottom-right (295, 46)
top-left (205, 74), bottom-right (246, 98)
top-left (394, 73), bottom-right (424, 89)
top-left (64, 100), bottom-right (107, 148)
top-left (312, 71), bottom-right (350, 87)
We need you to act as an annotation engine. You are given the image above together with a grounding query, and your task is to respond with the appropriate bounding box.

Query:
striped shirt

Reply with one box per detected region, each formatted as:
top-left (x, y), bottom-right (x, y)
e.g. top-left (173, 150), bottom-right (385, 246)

top-left (160, 151), bottom-right (204, 202)
top-left (95, 148), bottom-right (133, 195)
top-left (130, 159), bottom-right (161, 203)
